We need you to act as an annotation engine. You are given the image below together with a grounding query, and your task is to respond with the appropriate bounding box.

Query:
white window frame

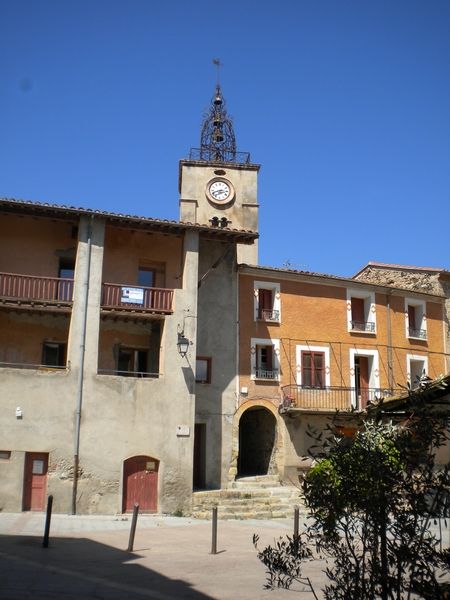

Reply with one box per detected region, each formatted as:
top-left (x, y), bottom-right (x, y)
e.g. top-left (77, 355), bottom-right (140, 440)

top-left (295, 345), bottom-right (331, 387)
top-left (253, 281), bottom-right (281, 323)
top-left (250, 337), bottom-right (280, 381)
top-left (349, 348), bottom-right (380, 407)
top-left (346, 288), bottom-right (376, 334)
top-left (406, 354), bottom-right (428, 389)
top-left (405, 297), bottom-right (427, 340)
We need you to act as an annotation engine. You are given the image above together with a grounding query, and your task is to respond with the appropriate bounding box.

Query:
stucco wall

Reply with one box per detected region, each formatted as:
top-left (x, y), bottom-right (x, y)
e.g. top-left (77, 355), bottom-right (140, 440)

top-left (0, 213), bottom-right (76, 276)
top-left (0, 213), bottom-right (200, 515)
top-left (195, 238), bottom-right (238, 489)
top-left (102, 226), bottom-right (183, 289)
top-left (0, 311), bottom-right (70, 365)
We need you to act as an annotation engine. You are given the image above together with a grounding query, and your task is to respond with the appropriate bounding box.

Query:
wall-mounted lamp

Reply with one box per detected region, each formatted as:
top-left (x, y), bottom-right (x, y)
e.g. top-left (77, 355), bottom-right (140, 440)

top-left (177, 332), bottom-right (190, 358)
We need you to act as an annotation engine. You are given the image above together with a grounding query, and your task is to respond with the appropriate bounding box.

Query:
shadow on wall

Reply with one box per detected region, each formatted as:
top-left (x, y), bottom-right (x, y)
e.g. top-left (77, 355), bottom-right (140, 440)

top-left (0, 534), bottom-right (214, 600)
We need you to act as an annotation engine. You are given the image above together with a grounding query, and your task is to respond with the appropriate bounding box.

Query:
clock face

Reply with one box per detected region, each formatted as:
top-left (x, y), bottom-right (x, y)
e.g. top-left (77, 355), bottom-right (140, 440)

top-left (206, 178), bottom-right (234, 205)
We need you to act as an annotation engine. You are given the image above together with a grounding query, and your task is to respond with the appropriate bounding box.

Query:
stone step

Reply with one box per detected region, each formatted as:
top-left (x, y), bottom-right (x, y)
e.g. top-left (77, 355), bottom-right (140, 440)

top-left (232, 475), bottom-right (281, 488)
top-left (190, 482), bottom-right (303, 520)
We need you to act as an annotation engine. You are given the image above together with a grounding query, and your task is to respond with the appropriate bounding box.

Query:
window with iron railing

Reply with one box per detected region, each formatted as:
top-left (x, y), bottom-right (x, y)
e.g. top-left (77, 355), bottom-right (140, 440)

top-left (254, 281), bottom-right (281, 323)
top-left (251, 338), bottom-right (280, 381)
top-left (347, 291), bottom-right (376, 334)
top-left (406, 301), bottom-right (427, 340)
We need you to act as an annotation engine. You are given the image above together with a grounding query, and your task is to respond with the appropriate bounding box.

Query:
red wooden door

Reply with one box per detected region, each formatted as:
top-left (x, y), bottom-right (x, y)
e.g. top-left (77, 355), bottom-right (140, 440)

top-left (123, 456), bottom-right (158, 513)
top-left (359, 357), bottom-right (370, 408)
top-left (351, 297), bottom-right (365, 329)
top-left (23, 453), bottom-right (48, 511)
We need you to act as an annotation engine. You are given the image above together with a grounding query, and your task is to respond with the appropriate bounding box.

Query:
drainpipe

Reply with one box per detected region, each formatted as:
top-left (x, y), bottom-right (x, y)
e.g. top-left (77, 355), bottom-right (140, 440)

top-left (72, 216), bottom-right (93, 515)
top-left (386, 290), bottom-right (394, 391)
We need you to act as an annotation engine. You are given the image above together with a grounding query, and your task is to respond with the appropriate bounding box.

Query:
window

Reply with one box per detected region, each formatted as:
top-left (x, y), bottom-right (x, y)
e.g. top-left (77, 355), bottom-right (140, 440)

top-left (254, 281), bottom-right (281, 323)
top-left (347, 289), bottom-right (376, 333)
top-left (196, 357), bottom-right (211, 383)
top-left (138, 267), bottom-right (155, 288)
top-left (405, 298), bottom-right (427, 340)
top-left (251, 338), bottom-right (280, 380)
top-left (58, 258), bottom-right (75, 301)
top-left (0, 451), bottom-right (11, 460)
top-left (138, 262), bottom-right (166, 288)
top-left (117, 348), bottom-right (149, 377)
top-left (301, 351), bottom-right (325, 388)
top-left (407, 354), bottom-right (428, 389)
top-left (42, 342), bottom-right (66, 367)
top-left (296, 345), bottom-right (331, 388)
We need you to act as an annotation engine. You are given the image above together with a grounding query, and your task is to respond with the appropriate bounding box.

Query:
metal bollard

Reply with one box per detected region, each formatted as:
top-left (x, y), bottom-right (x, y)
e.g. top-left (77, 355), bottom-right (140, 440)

top-left (42, 495), bottom-right (53, 548)
top-left (127, 503), bottom-right (139, 552)
top-left (211, 506), bottom-right (218, 554)
top-left (294, 505), bottom-right (299, 539)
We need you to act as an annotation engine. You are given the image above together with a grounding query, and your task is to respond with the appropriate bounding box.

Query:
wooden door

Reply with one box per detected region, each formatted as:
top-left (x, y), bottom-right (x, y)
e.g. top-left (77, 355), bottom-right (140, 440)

top-left (258, 289), bottom-right (272, 319)
top-left (23, 453), bottom-right (48, 511)
top-left (123, 456), bottom-right (158, 513)
top-left (358, 357), bottom-right (370, 408)
top-left (351, 297), bottom-right (365, 329)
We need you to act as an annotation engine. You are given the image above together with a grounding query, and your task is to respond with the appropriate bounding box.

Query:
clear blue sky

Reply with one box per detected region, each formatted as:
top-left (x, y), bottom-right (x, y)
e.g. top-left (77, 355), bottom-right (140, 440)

top-left (1, 0), bottom-right (449, 276)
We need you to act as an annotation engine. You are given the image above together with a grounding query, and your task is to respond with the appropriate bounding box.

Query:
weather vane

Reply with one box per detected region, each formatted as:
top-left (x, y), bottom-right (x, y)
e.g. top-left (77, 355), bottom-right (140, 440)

top-left (213, 58), bottom-right (222, 85)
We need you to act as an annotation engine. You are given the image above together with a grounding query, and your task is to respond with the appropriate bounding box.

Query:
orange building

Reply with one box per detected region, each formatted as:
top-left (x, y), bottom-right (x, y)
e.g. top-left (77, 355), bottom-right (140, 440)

top-left (233, 265), bottom-right (448, 485)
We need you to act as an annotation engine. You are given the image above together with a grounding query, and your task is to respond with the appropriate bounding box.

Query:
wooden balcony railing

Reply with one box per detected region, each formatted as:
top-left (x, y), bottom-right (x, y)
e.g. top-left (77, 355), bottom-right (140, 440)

top-left (101, 283), bottom-right (174, 314)
top-left (0, 272), bottom-right (74, 303)
top-left (281, 385), bottom-right (400, 412)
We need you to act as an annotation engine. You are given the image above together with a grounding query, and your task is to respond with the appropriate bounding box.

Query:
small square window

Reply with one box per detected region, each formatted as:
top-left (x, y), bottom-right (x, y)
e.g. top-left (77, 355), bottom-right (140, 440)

top-left (42, 342), bottom-right (66, 367)
top-left (196, 357), bottom-right (211, 384)
top-left (0, 451), bottom-right (11, 460)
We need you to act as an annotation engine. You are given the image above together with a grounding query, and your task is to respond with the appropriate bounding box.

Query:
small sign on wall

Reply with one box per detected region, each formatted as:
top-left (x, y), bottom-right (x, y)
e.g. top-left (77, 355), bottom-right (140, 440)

top-left (176, 425), bottom-right (190, 437)
top-left (121, 287), bottom-right (144, 304)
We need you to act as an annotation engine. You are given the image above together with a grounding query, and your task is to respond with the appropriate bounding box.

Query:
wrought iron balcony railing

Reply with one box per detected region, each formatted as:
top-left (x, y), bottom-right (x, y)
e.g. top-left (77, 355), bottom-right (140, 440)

top-left (254, 368), bottom-right (279, 380)
top-left (101, 283), bottom-right (174, 314)
top-left (188, 147), bottom-right (251, 164)
top-left (351, 320), bottom-right (376, 333)
top-left (408, 327), bottom-right (427, 340)
top-left (258, 308), bottom-right (280, 322)
top-left (0, 272), bottom-right (74, 304)
top-left (281, 384), bottom-right (399, 412)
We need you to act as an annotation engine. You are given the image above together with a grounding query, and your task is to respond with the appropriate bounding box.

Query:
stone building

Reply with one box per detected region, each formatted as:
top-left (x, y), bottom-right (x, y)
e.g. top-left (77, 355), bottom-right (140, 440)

top-left (0, 85), bottom-right (259, 514)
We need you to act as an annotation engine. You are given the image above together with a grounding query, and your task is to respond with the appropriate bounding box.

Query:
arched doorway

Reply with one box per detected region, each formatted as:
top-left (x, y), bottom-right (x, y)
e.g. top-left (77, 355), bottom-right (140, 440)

top-left (122, 455), bottom-right (159, 513)
top-left (238, 407), bottom-right (276, 477)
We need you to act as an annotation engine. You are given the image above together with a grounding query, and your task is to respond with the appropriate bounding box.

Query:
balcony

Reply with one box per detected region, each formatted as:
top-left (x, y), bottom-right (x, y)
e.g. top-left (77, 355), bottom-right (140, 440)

top-left (0, 272), bottom-right (73, 309)
top-left (408, 327), bottom-right (427, 340)
top-left (101, 283), bottom-right (174, 315)
top-left (351, 320), bottom-right (375, 333)
top-left (280, 385), bottom-right (399, 412)
top-left (254, 368), bottom-right (279, 381)
top-left (258, 308), bottom-right (280, 322)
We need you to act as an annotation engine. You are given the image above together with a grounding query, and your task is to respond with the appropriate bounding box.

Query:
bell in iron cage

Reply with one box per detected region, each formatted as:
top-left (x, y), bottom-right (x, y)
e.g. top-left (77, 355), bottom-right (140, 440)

top-left (213, 128), bottom-right (224, 143)
top-left (214, 92), bottom-right (222, 105)
top-left (213, 113), bottom-right (222, 127)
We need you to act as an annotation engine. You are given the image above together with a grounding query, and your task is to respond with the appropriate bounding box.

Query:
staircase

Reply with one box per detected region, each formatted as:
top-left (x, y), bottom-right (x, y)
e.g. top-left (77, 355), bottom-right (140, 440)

top-left (190, 475), bottom-right (303, 520)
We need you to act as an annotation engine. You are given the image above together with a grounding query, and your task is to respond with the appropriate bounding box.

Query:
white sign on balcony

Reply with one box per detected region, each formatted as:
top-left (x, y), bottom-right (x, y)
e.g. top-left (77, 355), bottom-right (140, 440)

top-left (121, 287), bottom-right (144, 304)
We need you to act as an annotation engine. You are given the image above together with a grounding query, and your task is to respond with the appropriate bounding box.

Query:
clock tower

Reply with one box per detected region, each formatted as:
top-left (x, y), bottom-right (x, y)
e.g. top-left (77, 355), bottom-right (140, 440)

top-left (179, 85), bottom-right (260, 264)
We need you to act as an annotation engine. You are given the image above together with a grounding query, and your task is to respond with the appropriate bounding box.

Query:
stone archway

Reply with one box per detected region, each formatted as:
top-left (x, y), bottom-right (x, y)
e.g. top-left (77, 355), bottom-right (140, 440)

top-left (237, 406), bottom-right (276, 477)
